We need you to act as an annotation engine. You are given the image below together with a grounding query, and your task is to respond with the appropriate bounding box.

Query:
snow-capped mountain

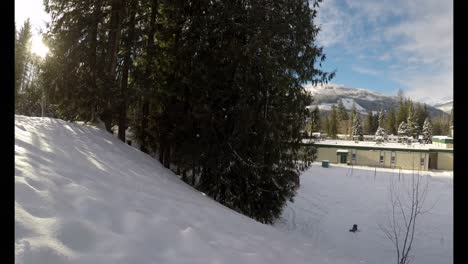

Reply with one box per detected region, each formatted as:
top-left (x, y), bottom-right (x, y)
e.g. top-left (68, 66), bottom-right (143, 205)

top-left (432, 100), bottom-right (453, 113)
top-left (304, 83), bottom-right (448, 117)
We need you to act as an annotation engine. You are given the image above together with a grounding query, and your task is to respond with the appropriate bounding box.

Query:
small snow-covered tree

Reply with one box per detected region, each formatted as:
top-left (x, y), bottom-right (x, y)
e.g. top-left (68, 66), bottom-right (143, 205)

top-left (352, 114), bottom-right (364, 141)
top-left (422, 118), bottom-right (433, 144)
top-left (406, 106), bottom-right (418, 138)
top-left (397, 121), bottom-right (409, 143)
top-left (398, 121), bottom-right (408, 137)
top-left (375, 126), bottom-right (387, 138)
top-left (378, 110), bottom-right (385, 127)
top-left (375, 110), bottom-right (387, 140)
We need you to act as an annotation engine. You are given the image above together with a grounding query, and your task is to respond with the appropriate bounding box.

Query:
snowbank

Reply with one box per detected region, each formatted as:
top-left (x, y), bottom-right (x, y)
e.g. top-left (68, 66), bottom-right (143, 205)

top-left (15, 115), bottom-right (355, 264)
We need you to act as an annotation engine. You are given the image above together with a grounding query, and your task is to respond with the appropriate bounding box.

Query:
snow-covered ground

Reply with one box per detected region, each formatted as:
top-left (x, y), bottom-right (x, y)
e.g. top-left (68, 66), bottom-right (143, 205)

top-left (275, 163), bottom-right (453, 264)
top-left (14, 115), bottom-right (453, 264)
top-left (15, 115), bottom-right (357, 264)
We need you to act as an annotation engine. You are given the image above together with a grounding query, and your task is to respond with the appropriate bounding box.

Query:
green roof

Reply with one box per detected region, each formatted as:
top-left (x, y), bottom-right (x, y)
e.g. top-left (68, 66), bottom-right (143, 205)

top-left (432, 137), bottom-right (453, 144)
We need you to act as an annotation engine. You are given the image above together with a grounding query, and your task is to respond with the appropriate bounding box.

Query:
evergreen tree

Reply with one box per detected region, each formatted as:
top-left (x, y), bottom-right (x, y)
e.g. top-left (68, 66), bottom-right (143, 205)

top-left (422, 118), bottom-right (433, 144)
top-left (117, 0), bottom-right (138, 142)
top-left (365, 111), bottom-right (375, 135)
top-left (322, 115), bottom-right (330, 135)
top-left (386, 105), bottom-right (397, 135)
top-left (413, 103), bottom-right (427, 136)
top-left (337, 99), bottom-right (349, 134)
top-left (398, 121), bottom-right (408, 137)
top-left (375, 110), bottom-right (386, 139)
top-left (406, 104), bottom-right (418, 138)
top-left (329, 106), bottom-right (338, 139)
top-left (349, 103), bottom-right (357, 138)
top-left (15, 19), bottom-right (32, 105)
top-left (337, 99), bottom-right (348, 121)
top-left (378, 110), bottom-right (385, 127)
top-left (396, 92), bottom-right (408, 126)
top-left (375, 126), bottom-right (387, 139)
top-left (41, 0), bottom-right (334, 224)
top-left (352, 113), bottom-right (363, 141)
top-left (310, 106), bottom-right (321, 132)
top-left (155, 0), bottom-right (333, 223)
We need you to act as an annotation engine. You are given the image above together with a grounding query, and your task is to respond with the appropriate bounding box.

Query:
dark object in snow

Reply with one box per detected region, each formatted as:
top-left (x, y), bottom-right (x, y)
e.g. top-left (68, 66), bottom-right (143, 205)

top-left (349, 224), bottom-right (358, 233)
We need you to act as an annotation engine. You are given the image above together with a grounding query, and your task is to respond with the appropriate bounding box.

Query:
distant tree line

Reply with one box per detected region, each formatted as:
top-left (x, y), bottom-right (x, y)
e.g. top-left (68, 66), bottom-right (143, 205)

top-left (306, 90), bottom-right (452, 140)
top-left (15, 0), bottom-right (334, 224)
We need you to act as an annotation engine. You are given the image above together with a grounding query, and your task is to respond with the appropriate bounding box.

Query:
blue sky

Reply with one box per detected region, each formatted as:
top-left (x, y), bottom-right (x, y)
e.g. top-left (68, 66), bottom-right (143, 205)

top-left (15, 0), bottom-right (453, 104)
top-left (315, 0), bottom-right (453, 104)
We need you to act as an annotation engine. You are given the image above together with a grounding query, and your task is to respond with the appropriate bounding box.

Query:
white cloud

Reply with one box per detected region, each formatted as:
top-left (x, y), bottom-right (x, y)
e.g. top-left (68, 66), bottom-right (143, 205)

top-left (378, 53), bottom-right (391, 61)
top-left (316, 0), bottom-right (352, 47)
top-left (351, 65), bottom-right (379, 76)
top-left (316, 0), bottom-right (453, 103)
top-left (393, 71), bottom-right (453, 105)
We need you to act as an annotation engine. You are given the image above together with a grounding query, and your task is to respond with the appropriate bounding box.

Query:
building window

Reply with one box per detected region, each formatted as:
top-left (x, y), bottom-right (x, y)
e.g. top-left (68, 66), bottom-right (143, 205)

top-left (391, 152), bottom-right (396, 164)
top-left (420, 157), bottom-right (425, 166)
top-left (379, 151), bottom-right (384, 165)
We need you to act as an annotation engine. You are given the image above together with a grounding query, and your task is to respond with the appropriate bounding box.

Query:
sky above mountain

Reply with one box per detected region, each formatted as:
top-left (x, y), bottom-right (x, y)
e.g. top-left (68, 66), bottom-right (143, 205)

top-left (316, 0), bottom-right (453, 104)
top-left (15, 0), bottom-right (453, 104)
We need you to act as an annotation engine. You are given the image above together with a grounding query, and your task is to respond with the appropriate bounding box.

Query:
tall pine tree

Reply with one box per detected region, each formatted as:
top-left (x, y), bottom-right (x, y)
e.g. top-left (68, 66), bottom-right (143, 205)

top-left (352, 113), bottom-right (363, 141)
top-left (329, 105), bottom-right (338, 139)
top-left (15, 19), bottom-right (33, 104)
top-left (386, 104), bottom-right (397, 135)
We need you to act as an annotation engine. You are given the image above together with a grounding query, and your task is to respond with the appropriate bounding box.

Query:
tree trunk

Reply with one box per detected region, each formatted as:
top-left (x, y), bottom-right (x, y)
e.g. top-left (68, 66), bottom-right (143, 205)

top-left (118, 0), bottom-right (137, 142)
top-left (140, 0), bottom-right (158, 151)
top-left (140, 101), bottom-right (150, 153)
top-left (102, 0), bottom-right (124, 133)
top-left (90, 0), bottom-right (100, 122)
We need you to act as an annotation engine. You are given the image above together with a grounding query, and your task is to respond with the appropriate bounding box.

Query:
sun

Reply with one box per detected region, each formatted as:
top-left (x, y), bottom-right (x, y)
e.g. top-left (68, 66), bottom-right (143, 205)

top-left (31, 34), bottom-right (49, 58)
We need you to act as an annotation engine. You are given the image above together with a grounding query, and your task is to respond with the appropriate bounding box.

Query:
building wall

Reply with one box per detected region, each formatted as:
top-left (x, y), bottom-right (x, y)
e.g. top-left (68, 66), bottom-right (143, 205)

top-left (354, 149), bottom-right (380, 167)
top-left (316, 147), bottom-right (341, 163)
top-left (437, 152), bottom-right (453, 170)
top-left (316, 146), bottom-right (437, 171)
top-left (433, 142), bottom-right (453, 149)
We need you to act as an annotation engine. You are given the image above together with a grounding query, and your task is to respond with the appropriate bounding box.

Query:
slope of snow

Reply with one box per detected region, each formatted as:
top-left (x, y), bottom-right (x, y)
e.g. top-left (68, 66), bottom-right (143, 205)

top-left (433, 100), bottom-right (453, 113)
top-left (275, 163), bottom-right (453, 264)
top-left (308, 99), bottom-right (366, 113)
top-left (15, 115), bottom-right (356, 264)
top-left (305, 83), bottom-right (388, 100)
top-left (341, 98), bottom-right (366, 112)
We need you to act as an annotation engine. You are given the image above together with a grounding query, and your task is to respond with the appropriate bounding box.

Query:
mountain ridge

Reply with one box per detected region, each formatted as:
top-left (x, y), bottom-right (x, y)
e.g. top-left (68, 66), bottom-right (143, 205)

top-left (304, 83), bottom-right (449, 117)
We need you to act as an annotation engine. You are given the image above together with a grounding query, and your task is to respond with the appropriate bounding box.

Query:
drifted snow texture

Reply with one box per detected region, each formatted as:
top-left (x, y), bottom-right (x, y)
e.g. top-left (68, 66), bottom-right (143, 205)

top-left (15, 115), bottom-right (355, 264)
top-left (276, 165), bottom-right (453, 264)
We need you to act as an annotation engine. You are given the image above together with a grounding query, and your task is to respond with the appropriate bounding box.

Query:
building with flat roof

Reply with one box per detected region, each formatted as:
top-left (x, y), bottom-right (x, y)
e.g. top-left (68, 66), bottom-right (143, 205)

top-left (308, 140), bottom-right (453, 171)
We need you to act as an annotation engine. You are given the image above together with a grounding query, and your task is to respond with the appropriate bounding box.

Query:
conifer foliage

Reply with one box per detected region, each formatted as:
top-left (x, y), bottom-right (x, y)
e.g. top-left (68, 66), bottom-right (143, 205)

top-left (375, 110), bottom-right (387, 139)
top-left (352, 114), bottom-right (363, 141)
top-left (398, 121), bottom-right (408, 137)
top-left (422, 118), bottom-right (433, 144)
top-left (39, 0), bottom-right (333, 223)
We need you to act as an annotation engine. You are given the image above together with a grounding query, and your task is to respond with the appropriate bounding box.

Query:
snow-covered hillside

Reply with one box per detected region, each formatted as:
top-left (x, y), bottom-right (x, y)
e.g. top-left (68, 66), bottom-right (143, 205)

top-left (304, 83), bottom-right (448, 117)
top-left (433, 100), bottom-right (453, 113)
top-left (15, 115), bottom-right (354, 264)
top-left (275, 164), bottom-right (453, 264)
